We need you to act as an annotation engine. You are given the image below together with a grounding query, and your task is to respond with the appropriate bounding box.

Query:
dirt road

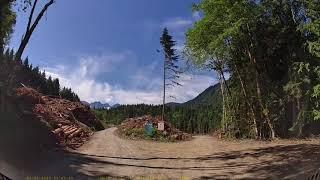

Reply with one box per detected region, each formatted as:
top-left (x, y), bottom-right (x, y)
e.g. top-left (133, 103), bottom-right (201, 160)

top-left (72, 128), bottom-right (320, 179)
top-left (2, 127), bottom-right (320, 179)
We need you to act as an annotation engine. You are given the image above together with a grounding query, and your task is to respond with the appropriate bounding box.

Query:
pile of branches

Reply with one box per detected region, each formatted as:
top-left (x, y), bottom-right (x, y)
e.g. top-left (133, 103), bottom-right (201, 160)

top-left (14, 87), bottom-right (104, 149)
top-left (118, 115), bottom-right (191, 141)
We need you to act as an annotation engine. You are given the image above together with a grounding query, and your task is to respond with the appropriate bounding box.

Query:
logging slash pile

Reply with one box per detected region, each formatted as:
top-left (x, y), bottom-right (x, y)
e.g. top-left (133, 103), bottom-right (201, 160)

top-left (14, 87), bottom-right (104, 149)
top-left (118, 115), bottom-right (191, 141)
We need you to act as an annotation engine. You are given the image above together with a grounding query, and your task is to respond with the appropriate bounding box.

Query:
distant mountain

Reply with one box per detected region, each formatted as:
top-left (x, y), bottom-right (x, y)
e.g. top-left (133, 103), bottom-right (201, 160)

top-left (83, 102), bottom-right (122, 110)
top-left (90, 102), bottom-right (110, 109)
top-left (166, 102), bottom-right (181, 107)
top-left (165, 83), bottom-right (221, 108)
top-left (112, 103), bottom-right (121, 108)
top-left (81, 101), bottom-right (90, 106)
top-left (183, 83), bottom-right (221, 107)
top-left (88, 83), bottom-right (221, 110)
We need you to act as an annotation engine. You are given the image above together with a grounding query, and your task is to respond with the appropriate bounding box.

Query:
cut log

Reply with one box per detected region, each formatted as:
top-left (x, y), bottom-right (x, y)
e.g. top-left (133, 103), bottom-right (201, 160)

top-left (69, 129), bottom-right (82, 138)
top-left (61, 125), bottom-right (70, 130)
top-left (63, 126), bottom-right (74, 132)
top-left (53, 128), bottom-right (63, 134)
top-left (65, 128), bottom-right (78, 136)
top-left (64, 127), bottom-right (76, 134)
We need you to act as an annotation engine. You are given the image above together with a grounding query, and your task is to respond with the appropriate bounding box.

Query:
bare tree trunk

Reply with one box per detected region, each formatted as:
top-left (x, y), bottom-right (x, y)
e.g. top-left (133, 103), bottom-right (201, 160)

top-left (162, 56), bottom-right (166, 121)
top-left (212, 59), bottom-right (232, 135)
top-left (15, 0), bottom-right (54, 61)
top-left (214, 60), bottom-right (232, 98)
top-left (247, 50), bottom-right (275, 139)
top-left (246, 24), bottom-right (275, 139)
top-left (234, 63), bottom-right (259, 139)
top-left (219, 73), bottom-right (226, 132)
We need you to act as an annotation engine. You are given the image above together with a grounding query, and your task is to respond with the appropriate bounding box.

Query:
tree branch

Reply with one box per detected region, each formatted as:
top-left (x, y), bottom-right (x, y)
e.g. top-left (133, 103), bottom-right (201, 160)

top-left (16, 0), bottom-right (54, 61)
top-left (26, 0), bottom-right (38, 31)
top-left (29, 0), bottom-right (54, 35)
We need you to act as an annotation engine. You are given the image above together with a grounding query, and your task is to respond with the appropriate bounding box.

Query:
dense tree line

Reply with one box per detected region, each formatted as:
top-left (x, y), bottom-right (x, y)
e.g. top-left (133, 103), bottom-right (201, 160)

top-left (0, 50), bottom-right (80, 102)
top-left (186, 0), bottom-right (320, 139)
top-left (95, 84), bottom-right (223, 134)
top-left (95, 103), bottom-right (222, 134)
top-left (2, 0), bottom-right (320, 140)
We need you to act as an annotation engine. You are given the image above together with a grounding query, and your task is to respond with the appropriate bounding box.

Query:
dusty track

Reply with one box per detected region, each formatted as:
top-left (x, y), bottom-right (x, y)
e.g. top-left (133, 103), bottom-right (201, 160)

top-left (2, 127), bottom-right (320, 179)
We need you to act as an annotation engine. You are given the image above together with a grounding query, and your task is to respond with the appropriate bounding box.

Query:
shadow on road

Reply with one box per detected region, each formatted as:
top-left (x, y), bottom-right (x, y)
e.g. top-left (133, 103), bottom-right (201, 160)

top-left (60, 143), bottom-right (320, 179)
top-left (1, 136), bottom-right (320, 179)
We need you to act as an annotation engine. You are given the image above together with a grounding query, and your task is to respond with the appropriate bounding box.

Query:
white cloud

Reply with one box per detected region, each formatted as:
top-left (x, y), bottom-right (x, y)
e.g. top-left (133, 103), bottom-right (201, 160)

top-left (192, 11), bottom-right (201, 21)
top-left (44, 52), bottom-right (216, 105)
top-left (166, 74), bottom-right (216, 103)
top-left (76, 51), bottom-right (133, 77)
top-left (161, 17), bottom-right (193, 29)
top-left (175, 44), bottom-right (185, 52)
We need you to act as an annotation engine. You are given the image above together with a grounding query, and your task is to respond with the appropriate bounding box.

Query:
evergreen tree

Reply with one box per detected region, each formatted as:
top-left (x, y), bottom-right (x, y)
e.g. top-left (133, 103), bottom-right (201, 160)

top-left (23, 57), bottom-right (29, 69)
top-left (160, 27), bottom-right (181, 121)
top-left (47, 76), bottom-right (54, 95)
top-left (52, 78), bottom-right (60, 96)
top-left (9, 49), bottom-right (14, 61)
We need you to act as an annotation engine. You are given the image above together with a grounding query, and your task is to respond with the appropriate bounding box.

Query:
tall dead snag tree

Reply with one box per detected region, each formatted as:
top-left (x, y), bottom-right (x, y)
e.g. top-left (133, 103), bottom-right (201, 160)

top-left (160, 27), bottom-right (181, 121)
top-left (15, 0), bottom-right (54, 61)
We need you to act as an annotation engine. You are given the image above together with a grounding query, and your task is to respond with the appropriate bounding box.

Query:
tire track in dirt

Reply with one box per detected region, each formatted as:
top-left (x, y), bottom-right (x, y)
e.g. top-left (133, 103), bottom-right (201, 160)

top-left (69, 128), bottom-right (320, 179)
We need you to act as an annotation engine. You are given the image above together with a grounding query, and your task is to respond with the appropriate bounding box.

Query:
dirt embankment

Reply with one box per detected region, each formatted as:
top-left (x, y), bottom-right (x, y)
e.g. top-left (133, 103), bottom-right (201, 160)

top-left (0, 87), bottom-right (105, 179)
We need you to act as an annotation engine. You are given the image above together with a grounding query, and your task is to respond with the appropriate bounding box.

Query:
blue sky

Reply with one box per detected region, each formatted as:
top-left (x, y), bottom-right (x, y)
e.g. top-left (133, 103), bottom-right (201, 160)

top-left (10, 0), bottom-right (217, 105)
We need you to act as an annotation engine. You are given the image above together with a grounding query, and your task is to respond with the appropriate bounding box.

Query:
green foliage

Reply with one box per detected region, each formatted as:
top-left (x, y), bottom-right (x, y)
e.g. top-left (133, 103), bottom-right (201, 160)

top-left (160, 28), bottom-right (179, 67)
top-left (186, 0), bottom-right (320, 139)
top-left (186, 0), bottom-right (257, 63)
top-left (120, 127), bottom-right (177, 142)
top-left (123, 128), bottom-right (146, 139)
top-left (301, 0), bottom-right (320, 57)
top-left (0, 1), bottom-right (16, 52)
top-left (312, 110), bottom-right (320, 121)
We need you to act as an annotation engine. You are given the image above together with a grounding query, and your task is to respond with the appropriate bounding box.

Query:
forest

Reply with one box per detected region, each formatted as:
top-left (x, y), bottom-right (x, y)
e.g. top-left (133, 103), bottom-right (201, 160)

top-left (185, 0), bottom-right (320, 139)
top-left (0, 50), bottom-right (80, 102)
top-left (0, 49), bottom-right (80, 102)
top-left (94, 83), bottom-right (222, 134)
top-left (95, 103), bottom-right (222, 134)
top-left (96, 0), bottom-right (320, 140)
top-left (1, 1), bottom-right (320, 179)
top-left (1, 0), bottom-right (320, 140)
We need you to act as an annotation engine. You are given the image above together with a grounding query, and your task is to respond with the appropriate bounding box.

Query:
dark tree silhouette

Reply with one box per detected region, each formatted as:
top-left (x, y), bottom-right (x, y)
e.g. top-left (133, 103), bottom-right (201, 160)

top-left (15, 0), bottom-right (55, 61)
